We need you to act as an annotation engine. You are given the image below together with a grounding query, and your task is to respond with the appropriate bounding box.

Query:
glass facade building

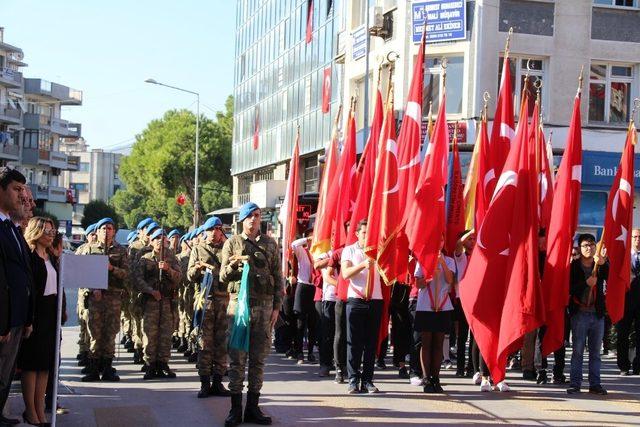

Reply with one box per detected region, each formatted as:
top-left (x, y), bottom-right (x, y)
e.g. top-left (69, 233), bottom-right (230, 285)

top-left (233, 0), bottom-right (343, 177)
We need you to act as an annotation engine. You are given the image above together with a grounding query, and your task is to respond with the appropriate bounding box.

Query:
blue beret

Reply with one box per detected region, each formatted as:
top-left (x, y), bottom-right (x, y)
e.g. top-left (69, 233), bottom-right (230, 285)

top-left (96, 217), bottom-right (115, 229)
top-left (203, 216), bottom-right (222, 231)
top-left (146, 221), bottom-right (159, 233)
top-left (167, 229), bottom-right (181, 238)
top-left (85, 223), bottom-right (97, 235)
top-left (150, 228), bottom-right (165, 241)
top-left (196, 226), bottom-right (206, 236)
top-left (136, 217), bottom-right (153, 230)
top-left (238, 202), bottom-right (260, 222)
top-left (126, 231), bottom-right (138, 242)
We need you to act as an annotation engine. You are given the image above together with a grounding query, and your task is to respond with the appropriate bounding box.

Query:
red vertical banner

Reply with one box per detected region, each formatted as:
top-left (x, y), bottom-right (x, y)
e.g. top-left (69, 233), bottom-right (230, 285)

top-left (252, 106), bottom-right (260, 151)
top-left (279, 133), bottom-right (301, 277)
top-left (306, 0), bottom-right (314, 44)
top-left (322, 66), bottom-right (332, 114)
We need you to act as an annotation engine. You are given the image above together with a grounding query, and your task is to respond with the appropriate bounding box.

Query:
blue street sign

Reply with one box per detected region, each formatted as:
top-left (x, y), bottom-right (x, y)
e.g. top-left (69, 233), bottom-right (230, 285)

top-left (412, 0), bottom-right (467, 44)
top-left (352, 25), bottom-right (367, 60)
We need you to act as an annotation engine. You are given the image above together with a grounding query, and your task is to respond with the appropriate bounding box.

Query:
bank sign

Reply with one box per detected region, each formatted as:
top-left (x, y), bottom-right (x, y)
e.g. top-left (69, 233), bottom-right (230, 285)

top-left (412, 0), bottom-right (467, 44)
top-left (582, 150), bottom-right (640, 189)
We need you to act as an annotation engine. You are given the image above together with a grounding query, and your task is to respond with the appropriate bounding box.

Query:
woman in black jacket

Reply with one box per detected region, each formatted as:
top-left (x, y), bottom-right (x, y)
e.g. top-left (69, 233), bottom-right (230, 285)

top-left (17, 217), bottom-right (58, 426)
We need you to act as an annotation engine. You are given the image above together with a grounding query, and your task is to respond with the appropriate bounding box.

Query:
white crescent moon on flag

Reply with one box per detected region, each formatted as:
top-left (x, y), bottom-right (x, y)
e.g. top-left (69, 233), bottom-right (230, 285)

top-left (383, 138), bottom-right (399, 195)
top-left (500, 123), bottom-right (516, 142)
top-left (612, 178), bottom-right (632, 219)
top-left (539, 173), bottom-right (548, 202)
top-left (405, 101), bottom-right (421, 125)
top-left (571, 165), bottom-right (582, 183)
top-left (491, 170), bottom-right (517, 202)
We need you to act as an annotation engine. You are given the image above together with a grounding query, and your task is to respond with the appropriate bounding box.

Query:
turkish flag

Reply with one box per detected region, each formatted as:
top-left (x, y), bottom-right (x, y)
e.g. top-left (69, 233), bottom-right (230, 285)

top-left (365, 99), bottom-right (401, 287)
top-left (311, 108), bottom-right (342, 257)
top-left (541, 94), bottom-right (583, 356)
top-left (306, 0), bottom-right (314, 44)
top-left (331, 110), bottom-right (358, 251)
top-left (602, 122), bottom-right (636, 324)
top-left (279, 133), bottom-right (300, 277)
top-left (528, 101), bottom-right (554, 230)
top-left (405, 91), bottom-right (449, 281)
top-left (347, 88), bottom-right (384, 245)
top-left (252, 107), bottom-right (260, 150)
top-left (322, 67), bottom-right (332, 114)
top-left (474, 111), bottom-right (493, 228)
top-left (445, 130), bottom-right (465, 256)
top-left (460, 93), bottom-right (545, 383)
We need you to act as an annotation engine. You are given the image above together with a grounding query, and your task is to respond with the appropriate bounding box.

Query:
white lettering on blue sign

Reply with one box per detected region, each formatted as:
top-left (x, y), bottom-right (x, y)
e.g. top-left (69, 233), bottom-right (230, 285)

top-left (412, 0), bottom-right (467, 43)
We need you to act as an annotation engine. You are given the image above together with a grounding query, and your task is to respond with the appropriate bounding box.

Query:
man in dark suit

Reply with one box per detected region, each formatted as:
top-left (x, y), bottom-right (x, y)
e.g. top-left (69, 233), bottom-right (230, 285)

top-left (0, 167), bottom-right (33, 426)
top-left (617, 228), bottom-right (640, 376)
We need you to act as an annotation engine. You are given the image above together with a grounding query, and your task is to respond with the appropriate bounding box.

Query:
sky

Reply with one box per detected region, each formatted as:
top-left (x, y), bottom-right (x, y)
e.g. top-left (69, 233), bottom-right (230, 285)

top-left (2, 0), bottom-right (236, 151)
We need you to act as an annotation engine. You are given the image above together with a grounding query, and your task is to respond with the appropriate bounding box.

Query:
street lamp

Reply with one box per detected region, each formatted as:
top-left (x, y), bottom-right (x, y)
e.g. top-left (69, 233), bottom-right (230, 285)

top-left (145, 78), bottom-right (201, 227)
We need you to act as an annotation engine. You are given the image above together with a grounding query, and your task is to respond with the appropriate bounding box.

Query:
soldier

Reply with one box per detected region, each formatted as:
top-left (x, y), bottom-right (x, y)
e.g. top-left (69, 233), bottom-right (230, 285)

top-left (174, 232), bottom-right (192, 350)
top-left (134, 228), bottom-right (182, 379)
top-left (168, 229), bottom-right (181, 254)
top-left (183, 226), bottom-right (206, 362)
top-left (220, 202), bottom-right (283, 427)
top-left (120, 230), bottom-right (140, 352)
top-left (75, 223), bottom-right (97, 368)
top-left (188, 216), bottom-right (231, 398)
top-left (82, 218), bottom-right (129, 382)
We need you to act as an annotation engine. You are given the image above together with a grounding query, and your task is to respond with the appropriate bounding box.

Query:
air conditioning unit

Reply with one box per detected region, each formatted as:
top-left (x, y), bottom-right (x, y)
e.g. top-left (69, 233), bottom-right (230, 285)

top-left (369, 6), bottom-right (384, 36)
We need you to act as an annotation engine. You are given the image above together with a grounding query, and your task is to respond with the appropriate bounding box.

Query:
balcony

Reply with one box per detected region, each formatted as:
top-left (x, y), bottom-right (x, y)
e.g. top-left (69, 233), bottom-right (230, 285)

top-left (0, 132), bottom-right (19, 160)
top-left (0, 67), bottom-right (22, 88)
top-left (48, 186), bottom-right (67, 203)
top-left (29, 184), bottom-right (49, 201)
top-left (23, 113), bottom-right (51, 130)
top-left (67, 155), bottom-right (80, 171)
top-left (49, 150), bottom-right (68, 169)
top-left (65, 123), bottom-right (82, 139)
top-left (51, 117), bottom-right (69, 135)
top-left (24, 79), bottom-right (82, 105)
top-left (64, 88), bottom-right (83, 106)
top-left (0, 106), bottom-right (21, 125)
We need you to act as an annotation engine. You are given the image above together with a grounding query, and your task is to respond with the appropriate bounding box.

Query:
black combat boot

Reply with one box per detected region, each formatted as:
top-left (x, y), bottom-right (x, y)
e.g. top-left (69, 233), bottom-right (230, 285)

top-left (210, 374), bottom-right (231, 396)
top-left (156, 362), bottom-right (176, 379)
top-left (81, 359), bottom-right (101, 382)
top-left (133, 349), bottom-right (143, 364)
top-left (183, 341), bottom-right (193, 358)
top-left (244, 392), bottom-right (272, 425)
top-left (188, 345), bottom-right (198, 363)
top-left (143, 362), bottom-right (157, 380)
top-left (198, 375), bottom-right (212, 398)
top-left (225, 393), bottom-right (243, 427)
top-left (177, 337), bottom-right (188, 353)
top-left (124, 337), bottom-right (134, 352)
top-left (96, 357), bottom-right (106, 377)
top-left (101, 359), bottom-right (120, 382)
top-left (77, 351), bottom-right (88, 367)
top-left (120, 336), bottom-right (127, 345)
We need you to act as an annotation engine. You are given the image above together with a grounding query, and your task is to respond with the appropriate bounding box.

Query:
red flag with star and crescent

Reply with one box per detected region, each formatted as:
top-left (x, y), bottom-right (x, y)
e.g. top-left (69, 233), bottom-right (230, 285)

top-left (322, 66), bottom-right (332, 114)
top-left (602, 122), bottom-right (636, 324)
top-left (541, 93), bottom-right (583, 356)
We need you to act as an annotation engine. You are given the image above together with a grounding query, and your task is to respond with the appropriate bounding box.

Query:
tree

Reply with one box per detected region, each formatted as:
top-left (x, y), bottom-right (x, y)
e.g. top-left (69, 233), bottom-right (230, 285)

top-left (33, 208), bottom-right (59, 227)
top-left (113, 96), bottom-right (233, 229)
top-left (81, 200), bottom-right (120, 229)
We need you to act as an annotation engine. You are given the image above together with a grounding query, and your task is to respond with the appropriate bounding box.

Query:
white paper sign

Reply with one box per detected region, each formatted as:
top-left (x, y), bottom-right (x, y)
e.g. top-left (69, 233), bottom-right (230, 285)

top-left (59, 253), bottom-right (109, 290)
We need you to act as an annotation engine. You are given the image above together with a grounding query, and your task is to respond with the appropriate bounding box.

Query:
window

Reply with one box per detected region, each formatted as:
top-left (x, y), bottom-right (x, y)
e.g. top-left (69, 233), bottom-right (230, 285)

top-left (23, 130), bottom-right (38, 149)
top-left (423, 56), bottom-right (464, 117)
top-left (72, 183), bottom-right (88, 192)
top-left (579, 191), bottom-right (608, 227)
top-left (79, 162), bottom-right (90, 172)
top-left (594, 0), bottom-right (639, 7)
top-left (498, 56), bottom-right (546, 118)
top-left (304, 156), bottom-right (319, 192)
top-left (589, 62), bottom-right (634, 124)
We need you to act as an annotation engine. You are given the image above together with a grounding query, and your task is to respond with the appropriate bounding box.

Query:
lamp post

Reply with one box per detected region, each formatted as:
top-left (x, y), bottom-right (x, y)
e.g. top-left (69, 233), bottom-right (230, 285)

top-left (145, 78), bottom-right (201, 227)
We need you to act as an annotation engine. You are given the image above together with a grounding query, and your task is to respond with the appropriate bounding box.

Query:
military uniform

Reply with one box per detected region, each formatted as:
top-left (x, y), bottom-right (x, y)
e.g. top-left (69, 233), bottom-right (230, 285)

top-left (188, 240), bottom-right (230, 397)
top-left (128, 238), bottom-right (152, 360)
top-left (133, 248), bottom-right (182, 378)
top-left (75, 242), bottom-right (91, 365)
top-left (82, 240), bottom-right (129, 382)
top-left (176, 249), bottom-right (191, 343)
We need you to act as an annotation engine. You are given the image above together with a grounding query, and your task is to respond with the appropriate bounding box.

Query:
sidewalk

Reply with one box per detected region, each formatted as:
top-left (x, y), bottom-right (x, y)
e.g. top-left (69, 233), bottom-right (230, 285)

top-left (4, 326), bottom-right (640, 426)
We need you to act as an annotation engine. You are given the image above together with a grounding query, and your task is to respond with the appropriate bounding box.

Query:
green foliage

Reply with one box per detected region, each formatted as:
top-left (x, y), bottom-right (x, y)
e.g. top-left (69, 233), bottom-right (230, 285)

top-left (33, 207), bottom-right (59, 227)
top-left (113, 96), bottom-right (233, 229)
top-left (81, 200), bottom-right (120, 229)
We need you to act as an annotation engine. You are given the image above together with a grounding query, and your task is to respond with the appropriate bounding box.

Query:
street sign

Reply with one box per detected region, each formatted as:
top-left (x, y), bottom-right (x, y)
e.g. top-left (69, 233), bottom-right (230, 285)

top-left (352, 25), bottom-right (367, 60)
top-left (412, 0), bottom-right (467, 44)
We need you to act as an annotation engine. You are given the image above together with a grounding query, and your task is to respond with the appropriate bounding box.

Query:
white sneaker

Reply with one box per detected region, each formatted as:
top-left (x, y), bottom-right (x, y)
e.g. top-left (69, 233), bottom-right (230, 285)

top-left (410, 375), bottom-right (423, 386)
top-left (443, 359), bottom-right (453, 369)
top-left (495, 381), bottom-right (511, 392)
top-left (472, 372), bottom-right (482, 385)
top-left (480, 379), bottom-right (492, 392)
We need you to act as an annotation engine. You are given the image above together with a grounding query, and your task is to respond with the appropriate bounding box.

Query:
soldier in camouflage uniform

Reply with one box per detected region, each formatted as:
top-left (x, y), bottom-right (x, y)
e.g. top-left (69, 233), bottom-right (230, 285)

top-left (133, 228), bottom-right (182, 379)
top-left (175, 233), bottom-right (192, 351)
top-left (168, 229), bottom-right (182, 347)
top-left (188, 216), bottom-right (231, 398)
top-left (128, 219), bottom-right (158, 364)
top-left (220, 203), bottom-right (283, 427)
top-left (120, 231), bottom-right (139, 352)
top-left (75, 223), bottom-right (97, 368)
top-left (182, 227), bottom-right (204, 362)
top-left (81, 218), bottom-right (129, 382)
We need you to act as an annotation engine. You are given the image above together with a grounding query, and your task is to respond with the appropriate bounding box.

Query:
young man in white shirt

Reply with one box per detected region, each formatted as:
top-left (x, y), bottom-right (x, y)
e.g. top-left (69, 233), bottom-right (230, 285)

top-left (291, 231), bottom-right (319, 364)
top-left (341, 220), bottom-right (383, 394)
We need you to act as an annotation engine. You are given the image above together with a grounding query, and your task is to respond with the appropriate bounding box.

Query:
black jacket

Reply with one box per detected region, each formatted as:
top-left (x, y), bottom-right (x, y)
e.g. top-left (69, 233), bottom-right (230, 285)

top-left (0, 221), bottom-right (34, 330)
top-left (569, 258), bottom-right (609, 318)
top-left (0, 242), bottom-right (9, 336)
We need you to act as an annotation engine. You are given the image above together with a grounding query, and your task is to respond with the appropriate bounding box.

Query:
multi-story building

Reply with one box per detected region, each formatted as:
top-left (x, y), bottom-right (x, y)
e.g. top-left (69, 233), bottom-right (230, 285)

top-left (60, 137), bottom-right (124, 225)
top-left (232, 1), bottom-right (640, 235)
top-left (0, 27), bottom-right (82, 228)
top-left (230, 0), bottom-right (345, 229)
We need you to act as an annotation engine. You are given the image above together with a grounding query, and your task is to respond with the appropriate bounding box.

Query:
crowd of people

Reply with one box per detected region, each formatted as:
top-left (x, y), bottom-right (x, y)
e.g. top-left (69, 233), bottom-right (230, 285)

top-left (2, 161), bottom-right (639, 426)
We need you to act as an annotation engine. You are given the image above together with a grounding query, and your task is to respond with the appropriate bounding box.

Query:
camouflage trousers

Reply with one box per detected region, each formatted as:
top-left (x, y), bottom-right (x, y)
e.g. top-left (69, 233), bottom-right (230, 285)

top-left (120, 294), bottom-right (134, 337)
top-left (172, 299), bottom-right (179, 336)
top-left (77, 289), bottom-right (90, 353)
top-left (197, 296), bottom-right (230, 376)
top-left (142, 297), bottom-right (174, 364)
top-left (131, 298), bottom-right (144, 350)
top-left (227, 297), bottom-right (273, 394)
top-left (180, 285), bottom-right (196, 341)
top-left (87, 291), bottom-right (122, 359)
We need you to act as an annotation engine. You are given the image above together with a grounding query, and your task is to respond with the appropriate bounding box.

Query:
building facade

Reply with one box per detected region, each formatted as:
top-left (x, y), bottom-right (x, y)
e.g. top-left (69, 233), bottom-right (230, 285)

top-left (232, 0), bottom-right (640, 235)
top-left (0, 27), bottom-right (83, 227)
top-left (60, 138), bottom-right (124, 225)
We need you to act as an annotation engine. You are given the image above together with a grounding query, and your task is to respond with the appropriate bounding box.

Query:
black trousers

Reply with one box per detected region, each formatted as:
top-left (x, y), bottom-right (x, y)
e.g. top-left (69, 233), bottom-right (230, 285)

top-left (347, 298), bottom-right (383, 384)
top-left (538, 325), bottom-right (566, 378)
top-left (275, 283), bottom-right (297, 353)
top-left (390, 284), bottom-right (411, 366)
top-left (319, 301), bottom-right (336, 368)
top-left (408, 298), bottom-right (422, 377)
top-left (454, 299), bottom-right (472, 373)
top-left (334, 299), bottom-right (347, 372)
top-left (471, 335), bottom-right (490, 376)
top-left (294, 284), bottom-right (318, 356)
top-left (616, 305), bottom-right (640, 372)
